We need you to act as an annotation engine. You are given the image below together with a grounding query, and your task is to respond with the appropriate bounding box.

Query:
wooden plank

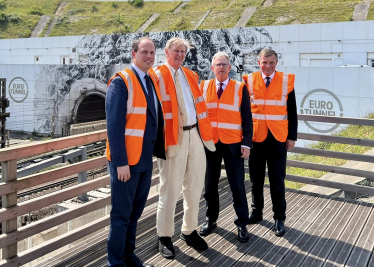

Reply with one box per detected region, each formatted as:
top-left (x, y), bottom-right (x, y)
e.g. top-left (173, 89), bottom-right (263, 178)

top-left (1, 159), bottom-right (18, 259)
top-left (298, 114), bottom-right (374, 126)
top-left (0, 130), bottom-right (107, 162)
top-left (300, 200), bottom-right (361, 266)
top-left (0, 196), bottom-right (110, 249)
top-left (298, 132), bottom-right (374, 147)
top-left (291, 147), bottom-right (374, 163)
top-left (287, 160), bottom-right (374, 181)
top-left (169, 187), bottom-right (276, 267)
top-left (324, 202), bottom-right (372, 266)
top-left (0, 215), bottom-right (110, 267)
top-left (234, 193), bottom-right (320, 267)
top-left (190, 190), bottom-right (306, 267)
top-left (279, 197), bottom-right (345, 266)
top-left (0, 156), bottom-right (107, 196)
top-left (345, 205), bottom-right (374, 267)
top-left (0, 175), bottom-right (110, 223)
top-left (285, 174), bottom-right (374, 195)
top-left (257, 196), bottom-right (331, 266)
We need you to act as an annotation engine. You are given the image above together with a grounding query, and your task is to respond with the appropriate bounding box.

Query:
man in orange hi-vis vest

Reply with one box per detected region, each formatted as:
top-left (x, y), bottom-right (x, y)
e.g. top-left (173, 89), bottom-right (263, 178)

top-left (242, 49), bottom-right (298, 237)
top-left (199, 52), bottom-right (253, 243)
top-left (106, 37), bottom-right (165, 267)
top-left (152, 38), bottom-right (215, 259)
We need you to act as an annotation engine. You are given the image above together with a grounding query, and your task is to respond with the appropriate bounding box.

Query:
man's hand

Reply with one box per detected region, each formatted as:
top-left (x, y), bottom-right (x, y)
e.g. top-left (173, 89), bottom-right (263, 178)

top-left (117, 165), bottom-right (131, 182)
top-left (241, 147), bottom-right (250, 158)
top-left (286, 140), bottom-right (295, 150)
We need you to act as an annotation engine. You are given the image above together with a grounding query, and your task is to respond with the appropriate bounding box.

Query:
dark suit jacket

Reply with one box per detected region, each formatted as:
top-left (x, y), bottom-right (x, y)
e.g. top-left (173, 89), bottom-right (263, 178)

top-left (228, 83), bottom-right (253, 157)
top-left (106, 65), bottom-right (165, 172)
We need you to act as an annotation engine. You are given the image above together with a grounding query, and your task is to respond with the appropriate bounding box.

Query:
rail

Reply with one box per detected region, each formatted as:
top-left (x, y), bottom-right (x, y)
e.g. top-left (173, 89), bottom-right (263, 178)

top-left (0, 115), bottom-right (373, 266)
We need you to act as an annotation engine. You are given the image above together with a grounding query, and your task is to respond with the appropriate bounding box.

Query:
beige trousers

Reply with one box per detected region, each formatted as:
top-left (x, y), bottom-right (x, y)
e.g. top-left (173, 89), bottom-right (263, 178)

top-left (156, 127), bottom-right (206, 237)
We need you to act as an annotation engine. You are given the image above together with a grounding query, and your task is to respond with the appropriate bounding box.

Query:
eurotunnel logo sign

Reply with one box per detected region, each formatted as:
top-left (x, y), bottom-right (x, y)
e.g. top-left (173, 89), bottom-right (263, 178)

top-left (8, 77), bottom-right (29, 103)
top-left (300, 89), bottom-right (343, 133)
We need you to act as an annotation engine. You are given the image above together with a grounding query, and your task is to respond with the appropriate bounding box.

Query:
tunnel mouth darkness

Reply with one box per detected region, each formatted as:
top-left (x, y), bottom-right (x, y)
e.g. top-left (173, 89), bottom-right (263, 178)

top-left (76, 94), bottom-right (106, 123)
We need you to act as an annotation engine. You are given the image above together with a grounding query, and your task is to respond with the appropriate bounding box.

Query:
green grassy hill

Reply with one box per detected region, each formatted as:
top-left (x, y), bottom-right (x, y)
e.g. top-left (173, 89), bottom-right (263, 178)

top-left (0, 0), bottom-right (373, 39)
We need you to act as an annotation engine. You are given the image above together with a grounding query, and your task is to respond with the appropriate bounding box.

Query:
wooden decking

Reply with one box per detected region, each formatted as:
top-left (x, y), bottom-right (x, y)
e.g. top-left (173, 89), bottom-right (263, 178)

top-left (37, 178), bottom-right (374, 267)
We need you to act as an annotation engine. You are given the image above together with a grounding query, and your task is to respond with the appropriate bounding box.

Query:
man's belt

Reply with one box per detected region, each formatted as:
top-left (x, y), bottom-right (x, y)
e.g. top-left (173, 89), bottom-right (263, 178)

top-left (183, 123), bottom-right (197, 131)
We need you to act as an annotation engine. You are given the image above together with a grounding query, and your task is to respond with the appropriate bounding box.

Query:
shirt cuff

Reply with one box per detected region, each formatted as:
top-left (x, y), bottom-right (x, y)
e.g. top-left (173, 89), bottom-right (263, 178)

top-left (241, 145), bottom-right (250, 150)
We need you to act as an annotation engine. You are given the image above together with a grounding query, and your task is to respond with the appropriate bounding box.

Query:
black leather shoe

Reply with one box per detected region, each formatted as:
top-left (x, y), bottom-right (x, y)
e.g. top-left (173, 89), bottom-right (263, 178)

top-left (200, 221), bottom-right (217, 236)
top-left (158, 236), bottom-right (175, 259)
top-left (273, 219), bottom-right (285, 237)
top-left (248, 213), bottom-right (263, 225)
top-left (237, 225), bottom-right (250, 242)
top-left (180, 230), bottom-right (208, 250)
top-left (125, 254), bottom-right (154, 267)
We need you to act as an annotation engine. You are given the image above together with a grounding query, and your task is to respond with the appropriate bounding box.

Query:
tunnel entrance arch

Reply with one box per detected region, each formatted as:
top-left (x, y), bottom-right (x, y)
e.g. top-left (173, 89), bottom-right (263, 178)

top-left (73, 91), bottom-right (106, 124)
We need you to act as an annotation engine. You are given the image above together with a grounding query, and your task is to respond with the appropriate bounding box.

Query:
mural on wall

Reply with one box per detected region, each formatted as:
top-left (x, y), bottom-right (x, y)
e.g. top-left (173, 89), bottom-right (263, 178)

top-left (33, 27), bottom-right (277, 134)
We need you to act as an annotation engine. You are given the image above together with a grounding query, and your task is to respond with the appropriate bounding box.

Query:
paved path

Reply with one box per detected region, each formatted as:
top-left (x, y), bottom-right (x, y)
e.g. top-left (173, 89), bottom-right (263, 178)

top-left (352, 2), bottom-right (371, 21)
top-left (234, 7), bottom-right (257, 28)
top-left (136, 13), bottom-right (161, 33)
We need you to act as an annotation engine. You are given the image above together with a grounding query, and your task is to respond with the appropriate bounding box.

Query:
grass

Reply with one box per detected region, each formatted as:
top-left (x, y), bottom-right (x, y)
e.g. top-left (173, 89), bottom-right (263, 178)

top-left (284, 113), bottom-right (374, 189)
top-left (1, 0), bottom-right (61, 15)
top-left (367, 2), bottom-right (374, 20)
top-left (246, 0), bottom-right (359, 27)
top-left (198, 8), bottom-right (244, 29)
top-left (49, 0), bottom-right (181, 36)
top-left (146, 11), bottom-right (207, 32)
top-left (228, 0), bottom-right (265, 9)
top-left (182, 0), bottom-right (232, 12)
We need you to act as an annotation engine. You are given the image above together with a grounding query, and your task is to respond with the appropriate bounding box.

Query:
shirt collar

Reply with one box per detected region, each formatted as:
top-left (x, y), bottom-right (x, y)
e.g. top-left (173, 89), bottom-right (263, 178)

top-left (132, 63), bottom-right (147, 79)
top-left (215, 78), bottom-right (229, 88)
top-left (165, 61), bottom-right (180, 76)
top-left (261, 71), bottom-right (275, 80)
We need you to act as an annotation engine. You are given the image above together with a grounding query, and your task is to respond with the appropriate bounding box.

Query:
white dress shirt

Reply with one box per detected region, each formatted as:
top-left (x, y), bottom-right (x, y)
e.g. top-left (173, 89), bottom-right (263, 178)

top-left (132, 63), bottom-right (158, 116)
top-left (261, 71), bottom-right (275, 85)
top-left (166, 62), bottom-right (197, 126)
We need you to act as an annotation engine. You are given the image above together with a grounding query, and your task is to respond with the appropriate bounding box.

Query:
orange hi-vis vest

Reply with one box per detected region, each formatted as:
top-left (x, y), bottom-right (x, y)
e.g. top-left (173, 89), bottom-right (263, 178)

top-left (200, 79), bottom-right (244, 144)
top-left (242, 71), bottom-right (295, 143)
top-left (105, 68), bottom-right (163, 166)
top-left (152, 65), bottom-right (213, 148)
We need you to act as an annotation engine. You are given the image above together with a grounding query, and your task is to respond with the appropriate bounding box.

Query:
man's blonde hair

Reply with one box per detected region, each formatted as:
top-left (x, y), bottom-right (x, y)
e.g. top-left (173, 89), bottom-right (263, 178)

top-left (165, 37), bottom-right (194, 51)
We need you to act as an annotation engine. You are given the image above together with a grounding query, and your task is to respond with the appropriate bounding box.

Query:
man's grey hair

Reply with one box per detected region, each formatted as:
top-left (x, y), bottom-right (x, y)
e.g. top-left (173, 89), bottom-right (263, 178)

top-left (211, 51), bottom-right (230, 66)
top-left (258, 49), bottom-right (278, 60)
top-left (165, 37), bottom-right (194, 51)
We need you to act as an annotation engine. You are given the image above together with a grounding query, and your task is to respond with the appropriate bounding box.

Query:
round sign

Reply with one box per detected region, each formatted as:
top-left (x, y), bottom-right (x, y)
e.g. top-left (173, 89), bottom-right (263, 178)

top-left (300, 89), bottom-right (343, 133)
top-left (8, 77), bottom-right (29, 103)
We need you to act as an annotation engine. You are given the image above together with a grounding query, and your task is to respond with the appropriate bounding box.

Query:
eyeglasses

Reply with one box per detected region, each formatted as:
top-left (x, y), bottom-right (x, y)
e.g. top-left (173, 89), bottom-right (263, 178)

top-left (213, 63), bottom-right (229, 68)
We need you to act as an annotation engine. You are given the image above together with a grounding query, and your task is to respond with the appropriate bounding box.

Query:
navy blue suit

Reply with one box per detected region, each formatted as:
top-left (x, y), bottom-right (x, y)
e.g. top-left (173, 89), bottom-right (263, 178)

top-left (106, 65), bottom-right (165, 266)
top-left (204, 83), bottom-right (253, 227)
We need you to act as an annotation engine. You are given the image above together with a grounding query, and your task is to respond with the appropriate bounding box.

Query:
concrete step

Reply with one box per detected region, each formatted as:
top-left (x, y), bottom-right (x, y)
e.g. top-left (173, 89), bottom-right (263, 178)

top-left (352, 2), bottom-right (370, 21)
top-left (31, 15), bottom-right (51, 37)
top-left (234, 7), bottom-right (257, 28)
top-left (136, 13), bottom-right (161, 33)
top-left (194, 10), bottom-right (211, 30)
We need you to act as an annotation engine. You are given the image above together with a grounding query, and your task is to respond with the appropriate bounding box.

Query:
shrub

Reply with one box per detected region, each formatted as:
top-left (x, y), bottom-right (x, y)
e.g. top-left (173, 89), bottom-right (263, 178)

top-left (91, 5), bottom-right (98, 13)
top-left (0, 11), bottom-right (7, 22)
top-left (29, 6), bottom-right (44, 16)
top-left (0, 0), bottom-right (7, 9)
top-left (129, 0), bottom-right (144, 8)
top-left (111, 2), bottom-right (118, 8)
top-left (8, 14), bottom-right (21, 23)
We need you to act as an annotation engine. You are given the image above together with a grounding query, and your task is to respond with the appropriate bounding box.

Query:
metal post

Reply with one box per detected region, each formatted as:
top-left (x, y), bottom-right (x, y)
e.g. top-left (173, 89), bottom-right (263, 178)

top-left (0, 78), bottom-right (10, 148)
top-left (77, 146), bottom-right (89, 202)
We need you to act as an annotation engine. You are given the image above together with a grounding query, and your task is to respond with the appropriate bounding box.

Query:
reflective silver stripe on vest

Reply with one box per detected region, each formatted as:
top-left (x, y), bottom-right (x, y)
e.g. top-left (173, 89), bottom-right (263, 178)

top-left (202, 80), bottom-right (210, 100)
top-left (155, 69), bottom-right (171, 101)
top-left (218, 123), bottom-right (242, 130)
top-left (195, 96), bottom-right (204, 104)
top-left (207, 102), bottom-right (218, 109)
top-left (128, 107), bottom-right (147, 114)
top-left (164, 113), bottom-right (173, 119)
top-left (125, 129), bottom-right (144, 137)
top-left (211, 121), bottom-right (217, 127)
top-left (252, 113), bottom-right (288, 120)
top-left (249, 73), bottom-right (289, 107)
top-left (120, 71), bottom-right (134, 114)
top-left (198, 111), bottom-right (208, 120)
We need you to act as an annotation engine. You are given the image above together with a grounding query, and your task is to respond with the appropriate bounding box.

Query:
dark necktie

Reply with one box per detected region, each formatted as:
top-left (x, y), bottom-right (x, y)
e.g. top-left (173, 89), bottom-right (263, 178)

top-left (217, 82), bottom-right (223, 99)
top-left (144, 74), bottom-right (156, 118)
top-left (265, 77), bottom-right (271, 88)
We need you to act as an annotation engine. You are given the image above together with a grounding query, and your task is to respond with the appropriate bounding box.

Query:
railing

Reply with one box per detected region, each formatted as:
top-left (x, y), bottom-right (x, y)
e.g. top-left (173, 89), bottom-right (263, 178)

top-left (0, 115), bottom-right (374, 266)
